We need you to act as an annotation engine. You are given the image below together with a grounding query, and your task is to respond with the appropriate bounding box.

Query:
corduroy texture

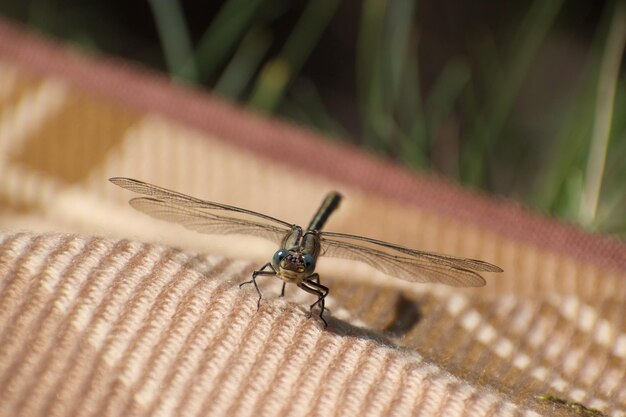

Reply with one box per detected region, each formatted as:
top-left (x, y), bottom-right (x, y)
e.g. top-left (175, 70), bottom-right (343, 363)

top-left (0, 19), bottom-right (625, 417)
top-left (0, 231), bottom-right (537, 417)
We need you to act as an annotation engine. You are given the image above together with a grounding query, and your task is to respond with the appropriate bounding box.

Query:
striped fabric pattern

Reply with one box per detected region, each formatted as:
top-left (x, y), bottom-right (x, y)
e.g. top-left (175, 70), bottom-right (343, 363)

top-left (0, 232), bottom-right (534, 417)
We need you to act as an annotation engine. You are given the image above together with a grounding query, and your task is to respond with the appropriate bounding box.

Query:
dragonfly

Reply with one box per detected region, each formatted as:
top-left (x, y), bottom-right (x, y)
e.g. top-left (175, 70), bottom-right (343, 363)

top-left (110, 177), bottom-right (502, 327)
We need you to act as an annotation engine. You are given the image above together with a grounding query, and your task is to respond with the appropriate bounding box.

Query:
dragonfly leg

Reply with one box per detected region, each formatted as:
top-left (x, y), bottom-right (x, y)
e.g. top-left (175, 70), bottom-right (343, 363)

top-left (240, 263), bottom-right (276, 309)
top-left (280, 282), bottom-right (286, 297)
top-left (298, 275), bottom-right (329, 328)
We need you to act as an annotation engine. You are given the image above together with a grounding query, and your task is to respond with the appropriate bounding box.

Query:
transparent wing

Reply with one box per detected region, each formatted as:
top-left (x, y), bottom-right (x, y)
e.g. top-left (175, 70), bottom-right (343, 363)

top-left (110, 177), bottom-right (502, 286)
top-left (319, 231), bottom-right (502, 287)
top-left (110, 177), bottom-right (292, 244)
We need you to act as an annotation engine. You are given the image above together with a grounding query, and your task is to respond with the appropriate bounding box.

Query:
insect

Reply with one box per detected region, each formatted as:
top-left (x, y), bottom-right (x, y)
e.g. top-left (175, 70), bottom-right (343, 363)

top-left (110, 177), bottom-right (502, 327)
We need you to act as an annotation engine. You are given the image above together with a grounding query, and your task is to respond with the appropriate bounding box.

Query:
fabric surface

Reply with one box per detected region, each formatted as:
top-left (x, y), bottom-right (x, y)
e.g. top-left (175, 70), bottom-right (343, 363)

top-left (0, 18), bottom-right (625, 417)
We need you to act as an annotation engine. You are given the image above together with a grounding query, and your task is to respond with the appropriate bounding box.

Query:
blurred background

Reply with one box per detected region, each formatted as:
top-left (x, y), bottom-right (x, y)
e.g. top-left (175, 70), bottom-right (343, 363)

top-left (1, 0), bottom-right (624, 237)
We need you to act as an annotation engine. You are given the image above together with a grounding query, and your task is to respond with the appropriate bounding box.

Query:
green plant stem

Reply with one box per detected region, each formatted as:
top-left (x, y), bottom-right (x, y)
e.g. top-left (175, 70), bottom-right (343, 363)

top-left (462, 0), bottom-right (564, 186)
top-left (356, 0), bottom-right (390, 150)
top-left (248, 0), bottom-right (341, 112)
top-left (214, 26), bottom-right (272, 99)
top-left (147, 0), bottom-right (197, 83)
top-left (579, 1), bottom-right (626, 226)
top-left (191, 0), bottom-right (264, 83)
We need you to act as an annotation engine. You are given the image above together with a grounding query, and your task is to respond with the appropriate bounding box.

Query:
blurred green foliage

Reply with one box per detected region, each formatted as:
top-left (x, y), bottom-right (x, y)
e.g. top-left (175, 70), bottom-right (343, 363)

top-left (1, 0), bottom-right (625, 236)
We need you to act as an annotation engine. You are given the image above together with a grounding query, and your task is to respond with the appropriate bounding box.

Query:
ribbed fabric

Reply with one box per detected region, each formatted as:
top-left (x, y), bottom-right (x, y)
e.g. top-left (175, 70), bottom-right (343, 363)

top-left (0, 231), bottom-right (535, 417)
top-left (1, 19), bottom-right (625, 416)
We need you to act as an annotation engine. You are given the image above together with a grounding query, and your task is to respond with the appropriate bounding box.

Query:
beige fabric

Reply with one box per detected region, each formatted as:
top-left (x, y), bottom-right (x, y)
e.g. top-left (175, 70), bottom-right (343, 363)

top-left (0, 19), bottom-right (625, 417)
top-left (0, 231), bottom-right (529, 417)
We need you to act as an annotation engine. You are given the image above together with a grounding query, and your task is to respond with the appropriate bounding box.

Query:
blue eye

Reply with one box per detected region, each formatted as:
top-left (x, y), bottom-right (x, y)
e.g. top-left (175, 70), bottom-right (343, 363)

top-left (272, 249), bottom-right (289, 267)
top-left (303, 254), bottom-right (315, 274)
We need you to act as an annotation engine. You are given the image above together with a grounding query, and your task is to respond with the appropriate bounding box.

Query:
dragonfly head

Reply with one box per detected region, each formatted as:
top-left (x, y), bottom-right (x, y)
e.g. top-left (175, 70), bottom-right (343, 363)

top-left (272, 248), bottom-right (316, 282)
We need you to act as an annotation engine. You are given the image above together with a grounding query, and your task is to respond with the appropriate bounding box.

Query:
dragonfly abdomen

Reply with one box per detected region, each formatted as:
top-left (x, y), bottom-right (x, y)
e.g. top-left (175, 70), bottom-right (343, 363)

top-left (307, 191), bottom-right (342, 232)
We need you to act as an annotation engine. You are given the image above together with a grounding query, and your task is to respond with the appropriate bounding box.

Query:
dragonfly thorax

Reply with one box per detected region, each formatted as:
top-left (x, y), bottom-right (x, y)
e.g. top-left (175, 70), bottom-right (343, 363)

top-left (272, 248), bottom-right (316, 283)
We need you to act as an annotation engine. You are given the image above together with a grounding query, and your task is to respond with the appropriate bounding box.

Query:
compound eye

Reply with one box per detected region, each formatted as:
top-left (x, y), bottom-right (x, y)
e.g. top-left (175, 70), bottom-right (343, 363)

top-left (272, 249), bottom-right (289, 268)
top-left (302, 254), bottom-right (316, 274)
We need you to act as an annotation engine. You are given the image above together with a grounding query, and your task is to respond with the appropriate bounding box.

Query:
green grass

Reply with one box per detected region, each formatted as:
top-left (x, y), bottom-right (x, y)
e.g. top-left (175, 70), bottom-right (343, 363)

top-left (3, 0), bottom-right (624, 237)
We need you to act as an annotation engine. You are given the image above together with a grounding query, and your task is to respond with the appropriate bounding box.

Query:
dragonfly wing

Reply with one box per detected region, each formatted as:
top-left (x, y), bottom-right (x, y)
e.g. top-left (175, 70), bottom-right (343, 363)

top-left (321, 231), bottom-right (502, 273)
top-left (110, 177), bottom-right (293, 229)
top-left (319, 233), bottom-right (501, 287)
top-left (129, 197), bottom-right (290, 245)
